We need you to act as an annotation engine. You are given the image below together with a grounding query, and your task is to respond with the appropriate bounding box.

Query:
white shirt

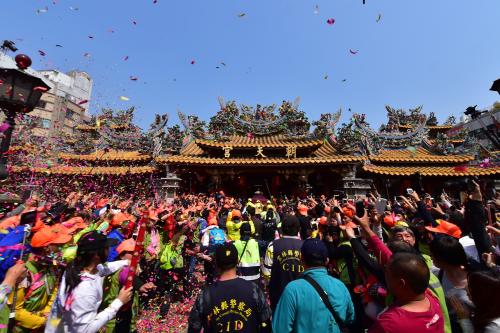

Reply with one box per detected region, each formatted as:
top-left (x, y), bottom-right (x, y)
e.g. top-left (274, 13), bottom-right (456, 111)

top-left (45, 260), bottom-right (128, 333)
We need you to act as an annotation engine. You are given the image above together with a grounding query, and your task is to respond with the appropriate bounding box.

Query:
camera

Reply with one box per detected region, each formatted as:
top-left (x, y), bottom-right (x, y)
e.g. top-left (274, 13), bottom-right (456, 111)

top-left (457, 177), bottom-right (478, 193)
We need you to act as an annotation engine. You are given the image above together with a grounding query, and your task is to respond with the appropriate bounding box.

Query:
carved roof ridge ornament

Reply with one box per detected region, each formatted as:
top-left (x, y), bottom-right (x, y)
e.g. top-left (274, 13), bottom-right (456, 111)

top-left (354, 112), bottom-right (428, 153)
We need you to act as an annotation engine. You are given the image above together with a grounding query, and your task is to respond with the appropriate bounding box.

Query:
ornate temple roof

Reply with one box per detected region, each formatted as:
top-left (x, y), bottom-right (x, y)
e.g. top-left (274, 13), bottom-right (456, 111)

top-left (12, 166), bottom-right (155, 175)
top-left (195, 135), bottom-right (323, 149)
top-left (363, 164), bottom-right (500, 177)
top-left (369, 147), bottom-right (474, 164)
top-left (157, 155), bottom-right (362, 166)
top-left (59, 150), bottom-right (151, 161)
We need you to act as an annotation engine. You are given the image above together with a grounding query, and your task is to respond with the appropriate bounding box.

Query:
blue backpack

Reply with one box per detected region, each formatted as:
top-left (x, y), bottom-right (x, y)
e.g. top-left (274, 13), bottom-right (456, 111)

top-left (208, 227), bottom-right (225, 252)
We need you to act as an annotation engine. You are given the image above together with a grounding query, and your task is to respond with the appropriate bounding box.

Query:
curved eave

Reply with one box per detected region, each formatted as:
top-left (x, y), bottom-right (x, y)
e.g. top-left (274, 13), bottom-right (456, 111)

top-left (369, 148), bottom-right (474, 164)
top-left (58, 152), bottom-right (151, 162)
top-left (156, 155), bottom-right (363, 166)
top-left (11, 166), bottom-right (157, 175)
top-left (363, 164), bottom-right (500, 177)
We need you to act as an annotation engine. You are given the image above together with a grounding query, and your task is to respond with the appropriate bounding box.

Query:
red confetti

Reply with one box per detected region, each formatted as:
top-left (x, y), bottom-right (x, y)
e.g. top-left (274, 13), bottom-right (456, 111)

top-left (349, 49), bottom-right (358, 54)
top-left (78, 99), bottom-right (88, 105)
top-left (190, 60), bottom-right (195, 65)
top-left (326, 18), bottom-right (335, 25)
top-left (33, 86), bottom-right (49, 92)
top-left (38, 50), bottom-right (46, 56)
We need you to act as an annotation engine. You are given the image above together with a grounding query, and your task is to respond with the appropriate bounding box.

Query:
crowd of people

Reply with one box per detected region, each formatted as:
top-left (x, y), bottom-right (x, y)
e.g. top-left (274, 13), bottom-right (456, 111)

top-left (0, 180), bottom-right (499, 333)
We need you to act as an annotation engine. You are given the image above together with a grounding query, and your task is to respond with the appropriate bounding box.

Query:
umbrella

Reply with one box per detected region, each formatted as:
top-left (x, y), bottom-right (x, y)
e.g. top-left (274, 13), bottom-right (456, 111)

top-left (490, 78), bottom-right (500, 94)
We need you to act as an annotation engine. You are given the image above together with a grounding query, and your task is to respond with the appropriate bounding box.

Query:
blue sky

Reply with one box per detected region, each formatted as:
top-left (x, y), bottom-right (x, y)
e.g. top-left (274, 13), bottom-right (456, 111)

top-left (2, 0), bottom-right (500, 129)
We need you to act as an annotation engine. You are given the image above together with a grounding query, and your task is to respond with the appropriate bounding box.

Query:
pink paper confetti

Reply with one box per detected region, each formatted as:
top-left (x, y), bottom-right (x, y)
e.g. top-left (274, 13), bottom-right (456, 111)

top-left (326, 18), bottom-right (335, 25)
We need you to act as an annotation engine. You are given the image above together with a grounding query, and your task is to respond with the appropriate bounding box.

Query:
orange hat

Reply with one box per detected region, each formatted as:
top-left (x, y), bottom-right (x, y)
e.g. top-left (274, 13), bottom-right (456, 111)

top-left (208, 217), bottom-right (218, 226)
top-left (116, 238), bottom-right (136, 254)
top-left (383, 215), bottom-right (395, 228)
top-left (111, 212), bottom-right (131, 227)
top-left (342, 207), bottom-right (354, 218)
top-left (31, 225), bottom-right (72, 248)
top-left (0, 215), bottom-right (21, 230)
top-left (319, 216), bottom-right (328, 225)
top-left (324, 206), bottom-right (331, 214)
top-left (231, 209), bottom-right (241, 218)
top-left (96, 198), bottom-right (109, 208)
top-left (61, 217), bottom-right (87, 234)
top-left (298, 205), bottom-right (308, 215)
top-left (425, 220), bottom-right (462, 238)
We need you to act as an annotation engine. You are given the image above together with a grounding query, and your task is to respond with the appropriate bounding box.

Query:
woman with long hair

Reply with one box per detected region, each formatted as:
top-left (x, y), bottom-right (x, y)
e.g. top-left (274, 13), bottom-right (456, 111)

top-left (451, 269), bottom-right (500, 333)
top-left (45, 231), bottom-right (132, 333)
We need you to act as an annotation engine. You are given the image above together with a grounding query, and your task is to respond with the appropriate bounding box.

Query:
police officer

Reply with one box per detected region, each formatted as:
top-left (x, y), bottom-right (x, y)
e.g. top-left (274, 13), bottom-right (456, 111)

top-left (187, 243), bottom-right (271, 333)
top-left (262, 215), bottom-right (304, 312)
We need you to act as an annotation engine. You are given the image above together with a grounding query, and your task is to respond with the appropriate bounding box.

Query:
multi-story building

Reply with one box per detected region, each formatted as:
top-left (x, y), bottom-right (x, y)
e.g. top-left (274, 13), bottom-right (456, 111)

top-left (0, 53), bottom-right (92, 138)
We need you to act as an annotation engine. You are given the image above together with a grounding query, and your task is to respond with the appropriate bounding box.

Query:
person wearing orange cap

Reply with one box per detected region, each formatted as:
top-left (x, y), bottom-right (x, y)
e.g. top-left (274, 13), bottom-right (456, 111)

top-left (425, 220), bottom-right (462, 239)
top-left (102, 238), bottom-right (156, 333)
top-left (297, 204), bottom-right (312, 240)
top-left (8, 226), bottom-right (72, 332)
top-left (226, 209), bottom-right (243, 241)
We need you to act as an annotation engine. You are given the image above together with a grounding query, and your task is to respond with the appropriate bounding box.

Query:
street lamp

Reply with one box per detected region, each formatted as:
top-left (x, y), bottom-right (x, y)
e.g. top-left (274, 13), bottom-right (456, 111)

top-left (0, 54), bottom-right (50, 180)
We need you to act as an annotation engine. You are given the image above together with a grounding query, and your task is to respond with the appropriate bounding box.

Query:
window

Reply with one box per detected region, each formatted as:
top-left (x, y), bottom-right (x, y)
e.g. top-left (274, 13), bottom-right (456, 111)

top-left (36, 100), bottom-right (47, 108)
top-left (41, 119), bottom-right (51, 129)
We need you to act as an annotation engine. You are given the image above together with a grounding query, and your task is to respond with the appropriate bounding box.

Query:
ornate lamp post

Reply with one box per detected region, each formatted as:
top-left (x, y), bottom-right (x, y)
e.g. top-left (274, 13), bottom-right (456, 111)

top-left (0, 54), bottom-right (50, 180)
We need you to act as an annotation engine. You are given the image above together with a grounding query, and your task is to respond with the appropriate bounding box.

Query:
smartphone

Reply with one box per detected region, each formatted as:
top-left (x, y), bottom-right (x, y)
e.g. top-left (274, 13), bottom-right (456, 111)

top-left (311, 221), bottom-right (319, 231)
top-left (20, 210), bottom-right (37, 225)
top-left (406, 188), bottom-right (414, 195)
top-left (355, 201), bottom-right (365, 218)
top-left (353, 226), bottom-right (361, 237)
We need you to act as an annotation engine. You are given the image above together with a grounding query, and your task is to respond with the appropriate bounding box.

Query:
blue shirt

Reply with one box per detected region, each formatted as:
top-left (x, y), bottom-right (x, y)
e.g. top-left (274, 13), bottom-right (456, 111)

top-left (272, 267), bottom-right (355, 333)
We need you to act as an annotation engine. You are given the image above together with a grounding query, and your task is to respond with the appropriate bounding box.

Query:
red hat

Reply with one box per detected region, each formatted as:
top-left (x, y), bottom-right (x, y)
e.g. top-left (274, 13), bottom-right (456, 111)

top-left (231, 209), bottom-right (241, 218)
top-left (425, 220), bottom-right (462, 238)
top-left (298, 205), bottom-right (308, 215)
top-left (319, 216), bottom-right (328, 225)
top-left (31, 225), bottom-right (72, 248)
top-left (116, 238), bottom-right (136, 254)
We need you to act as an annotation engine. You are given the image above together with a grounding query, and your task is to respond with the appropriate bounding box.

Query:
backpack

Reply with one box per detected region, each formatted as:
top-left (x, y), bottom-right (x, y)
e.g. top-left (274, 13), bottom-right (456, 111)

top-left (208, 227), bottom-right (225, 252)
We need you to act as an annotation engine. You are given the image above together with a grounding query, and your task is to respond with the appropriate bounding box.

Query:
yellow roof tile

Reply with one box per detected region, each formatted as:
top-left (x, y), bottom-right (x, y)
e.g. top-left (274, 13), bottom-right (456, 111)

top-left (59, 150), bottom-right (151, 161)
top-left (157, 155), bottom-right (363, 166)
top-left (363, 164), bottom-right (500, 177)
top-left (195, 135), bottom-right (323, 148)
top-left (11, 166), bottom-right (156, 175)
top-left (369, 148), bottom-right (474, 163)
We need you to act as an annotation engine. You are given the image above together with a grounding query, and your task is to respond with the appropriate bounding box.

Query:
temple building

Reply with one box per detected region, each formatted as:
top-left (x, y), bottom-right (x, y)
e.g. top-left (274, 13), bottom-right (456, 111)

top-left (5, 99), bottom-right (500, 200)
